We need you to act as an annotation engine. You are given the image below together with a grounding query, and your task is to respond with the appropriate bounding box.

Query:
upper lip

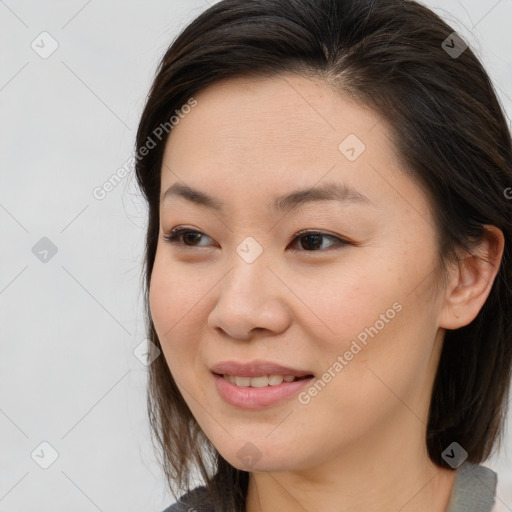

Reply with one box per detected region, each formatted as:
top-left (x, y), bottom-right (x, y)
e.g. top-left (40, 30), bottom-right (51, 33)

top-left (210, 360), bottom-right (313, 378)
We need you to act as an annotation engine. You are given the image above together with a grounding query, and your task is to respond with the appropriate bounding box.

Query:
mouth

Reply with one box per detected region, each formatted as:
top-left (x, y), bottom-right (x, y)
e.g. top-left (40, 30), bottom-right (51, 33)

top-left (211, 371), bottom-right (315, 409)
top-left (209, 360), bottom-right (315, 408)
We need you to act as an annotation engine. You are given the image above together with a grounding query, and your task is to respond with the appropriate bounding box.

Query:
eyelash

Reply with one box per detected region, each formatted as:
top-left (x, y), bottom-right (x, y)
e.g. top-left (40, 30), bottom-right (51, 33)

top-left (162, 227), bottom-right (350, 252)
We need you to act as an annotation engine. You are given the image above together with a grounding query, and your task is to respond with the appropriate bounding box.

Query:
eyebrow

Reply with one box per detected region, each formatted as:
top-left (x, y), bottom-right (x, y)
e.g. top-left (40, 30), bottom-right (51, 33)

top-left (161, 180), bottom-right (373, 215)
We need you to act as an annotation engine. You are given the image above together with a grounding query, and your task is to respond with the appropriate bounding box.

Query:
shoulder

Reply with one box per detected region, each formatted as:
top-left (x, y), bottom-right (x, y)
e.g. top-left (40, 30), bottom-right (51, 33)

top-left (446, 462), bottom-right (497, 512)
top-left (160, 484), bottom-right (214, 512)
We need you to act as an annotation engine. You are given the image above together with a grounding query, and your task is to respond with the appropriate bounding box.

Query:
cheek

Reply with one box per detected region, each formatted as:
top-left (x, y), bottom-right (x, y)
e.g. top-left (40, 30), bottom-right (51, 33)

top-left (149, 254), bottom-right (202, 366)
top-left (149, 248), bottom-right (208, 330)
top-left (297, 249), bottom-right (438, 403)
top-left (292, 257), bottom-right (401, 350)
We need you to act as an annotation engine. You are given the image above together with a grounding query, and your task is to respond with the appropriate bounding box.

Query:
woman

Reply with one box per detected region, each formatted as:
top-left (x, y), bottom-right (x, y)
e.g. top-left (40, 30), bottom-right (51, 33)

top-left (135, 0), bottom-right (512, 510)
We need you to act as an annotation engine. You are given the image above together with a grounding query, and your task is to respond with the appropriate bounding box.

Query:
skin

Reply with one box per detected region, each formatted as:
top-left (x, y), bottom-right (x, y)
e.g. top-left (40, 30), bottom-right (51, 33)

top-left (149, 73), bottom-right (504, 512)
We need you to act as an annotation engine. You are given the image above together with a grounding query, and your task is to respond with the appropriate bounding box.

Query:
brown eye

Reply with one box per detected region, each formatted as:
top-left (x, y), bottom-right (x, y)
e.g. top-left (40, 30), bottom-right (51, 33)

top-left (289, 231), bottom-right (349, 252)
top-left (163, 227), bottom-right (213, 247)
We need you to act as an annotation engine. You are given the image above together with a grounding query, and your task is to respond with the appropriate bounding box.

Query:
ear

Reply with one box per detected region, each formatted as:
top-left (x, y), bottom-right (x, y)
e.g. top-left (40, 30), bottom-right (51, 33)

top-left (438, 225), bottom-right (505, 330)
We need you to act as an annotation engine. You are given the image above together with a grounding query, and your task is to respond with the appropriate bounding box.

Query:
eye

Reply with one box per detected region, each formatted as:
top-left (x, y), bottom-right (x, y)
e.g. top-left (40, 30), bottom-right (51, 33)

top-left (163, 227), bottom-right (215, 247)
top-left (289, 229), bottom-right (349, 252)
top-left (163, 227), bottom-right (350, 252)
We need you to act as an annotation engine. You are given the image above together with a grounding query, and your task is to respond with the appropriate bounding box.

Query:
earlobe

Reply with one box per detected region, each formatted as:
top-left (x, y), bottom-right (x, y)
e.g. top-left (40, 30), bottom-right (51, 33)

top-left (438, 225), bottom-right (505, 330)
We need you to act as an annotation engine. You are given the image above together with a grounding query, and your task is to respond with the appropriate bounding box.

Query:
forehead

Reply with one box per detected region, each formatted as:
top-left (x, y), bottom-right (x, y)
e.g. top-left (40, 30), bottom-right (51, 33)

top-left (165, 74), bottom-right (386, 163)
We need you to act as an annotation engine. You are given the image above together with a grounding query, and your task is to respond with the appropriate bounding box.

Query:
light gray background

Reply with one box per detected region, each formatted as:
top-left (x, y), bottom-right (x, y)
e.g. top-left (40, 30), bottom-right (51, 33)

top-left (1, 1), bottom-right (511, 511)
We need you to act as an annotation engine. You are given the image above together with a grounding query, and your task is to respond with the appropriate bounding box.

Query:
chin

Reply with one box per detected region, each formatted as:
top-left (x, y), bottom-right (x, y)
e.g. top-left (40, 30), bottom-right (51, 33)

top-left (213, 438), bottom-right (306, 473)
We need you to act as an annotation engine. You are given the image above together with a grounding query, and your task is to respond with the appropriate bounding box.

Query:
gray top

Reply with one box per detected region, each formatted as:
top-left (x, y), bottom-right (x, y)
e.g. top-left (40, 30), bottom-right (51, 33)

top-left (162, 462), bottom-right (497, 512)
top-left (446, 462), bottom-right (497, 512)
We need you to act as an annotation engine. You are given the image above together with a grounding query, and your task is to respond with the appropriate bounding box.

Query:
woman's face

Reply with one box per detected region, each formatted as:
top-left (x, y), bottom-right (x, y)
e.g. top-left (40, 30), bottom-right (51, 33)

top-left (149, 74), bottom-right (449, 472)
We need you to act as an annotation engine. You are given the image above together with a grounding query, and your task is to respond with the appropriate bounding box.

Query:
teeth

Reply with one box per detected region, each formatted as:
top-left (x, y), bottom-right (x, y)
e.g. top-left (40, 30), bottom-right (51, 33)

top-left (223, 374), bottom-right (301, 387)
top-left (248, 375), bottom-right (269, 387)
top-left (268, 375), bottom-right (285, 385)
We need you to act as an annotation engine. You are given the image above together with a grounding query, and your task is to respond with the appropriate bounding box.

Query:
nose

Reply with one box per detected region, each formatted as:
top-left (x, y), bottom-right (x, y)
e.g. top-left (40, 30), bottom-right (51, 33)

top-left (207, 251), bottom-right (292, 341)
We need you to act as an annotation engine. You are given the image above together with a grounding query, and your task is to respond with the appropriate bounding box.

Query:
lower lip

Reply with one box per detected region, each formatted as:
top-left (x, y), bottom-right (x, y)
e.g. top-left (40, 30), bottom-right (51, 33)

top-left (212, 373), bottom-right (314, 409)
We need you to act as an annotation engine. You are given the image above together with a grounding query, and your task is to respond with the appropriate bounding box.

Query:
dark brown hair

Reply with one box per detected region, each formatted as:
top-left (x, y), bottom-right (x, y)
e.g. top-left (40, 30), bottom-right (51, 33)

top-left (135, 0), bottom-right (512, 510)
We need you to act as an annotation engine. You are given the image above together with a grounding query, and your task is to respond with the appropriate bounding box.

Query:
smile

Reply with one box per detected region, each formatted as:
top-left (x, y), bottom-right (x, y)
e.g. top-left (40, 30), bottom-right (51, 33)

top-left (212, 372), bottom-right (314, 409)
